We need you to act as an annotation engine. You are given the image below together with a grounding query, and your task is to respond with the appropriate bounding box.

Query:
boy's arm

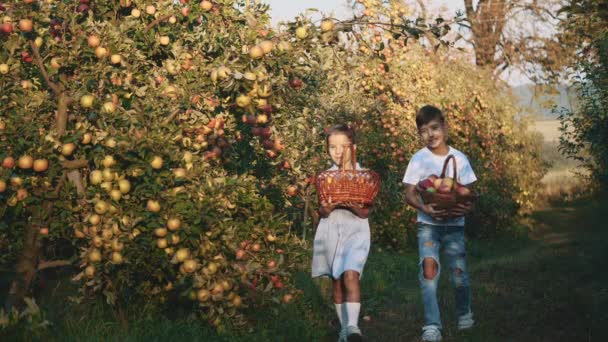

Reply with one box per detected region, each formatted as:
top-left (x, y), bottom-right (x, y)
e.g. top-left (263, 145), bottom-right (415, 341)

top-left (404, 183), bottom-right (447, 218)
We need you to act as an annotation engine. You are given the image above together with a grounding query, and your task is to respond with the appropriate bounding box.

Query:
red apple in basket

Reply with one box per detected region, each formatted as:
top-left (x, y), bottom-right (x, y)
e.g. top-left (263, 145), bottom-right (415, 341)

top-left (418, 178), bottom-right (434, 190)
top-left (456, 185), bottom-right (471, 196)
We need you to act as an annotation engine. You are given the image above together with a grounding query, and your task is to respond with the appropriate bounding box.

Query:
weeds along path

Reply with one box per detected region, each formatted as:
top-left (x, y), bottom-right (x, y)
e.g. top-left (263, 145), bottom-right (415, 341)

top-left (354, 196), bottom-right (608, 342)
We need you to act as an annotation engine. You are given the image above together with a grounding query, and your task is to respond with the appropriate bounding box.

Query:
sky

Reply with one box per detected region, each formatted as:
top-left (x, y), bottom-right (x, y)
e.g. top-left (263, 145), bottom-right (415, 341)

top-left (262, 0), bottom-right (533, 86)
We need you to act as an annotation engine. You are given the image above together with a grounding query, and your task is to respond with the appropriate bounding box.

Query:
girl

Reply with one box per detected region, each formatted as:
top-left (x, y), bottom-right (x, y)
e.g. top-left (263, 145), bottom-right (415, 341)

top-left (312, 124), bottom-right (373, 342)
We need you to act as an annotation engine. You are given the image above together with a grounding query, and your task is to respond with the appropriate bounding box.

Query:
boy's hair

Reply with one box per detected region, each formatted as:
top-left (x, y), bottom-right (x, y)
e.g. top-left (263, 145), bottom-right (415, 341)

top-left (415, 105), bottom-right (445, 129)
top-left (325, 124), bottom-right (356, 146)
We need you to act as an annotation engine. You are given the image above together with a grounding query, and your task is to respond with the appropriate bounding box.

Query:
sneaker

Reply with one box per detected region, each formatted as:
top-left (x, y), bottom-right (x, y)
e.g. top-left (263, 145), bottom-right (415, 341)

top-left (421, 325), bottom-right (442, 342)
top-left (458, 312), bottom-right (474, 330)
top-left (345, 325), bottom-right (363, 342)
top-left (338, 327), bottom-right (348, 342)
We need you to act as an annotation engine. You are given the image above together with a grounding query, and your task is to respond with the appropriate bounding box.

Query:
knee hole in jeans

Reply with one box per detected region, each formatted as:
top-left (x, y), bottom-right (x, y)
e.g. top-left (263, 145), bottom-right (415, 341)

top-left (422, 257), bottom-right (438, 280)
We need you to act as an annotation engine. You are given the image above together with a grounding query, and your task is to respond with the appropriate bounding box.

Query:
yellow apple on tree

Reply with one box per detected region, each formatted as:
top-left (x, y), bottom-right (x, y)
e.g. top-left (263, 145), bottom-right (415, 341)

top-left (18, 155), bottom-right (33, 169)
top-left (33, 159), bottom-right (49, 172)
top-left (87, 35), bottom-right (100, 48)
top-left (167, 218), bottom-right (181, 231)
top-left (200, 0), bottom-right (213, 11)
top-left (146, 199), bottom-right (161, 212)
top-left (150, 156), bottom-right (163, 169)
top-left (89, 170), bottom-right (103, 184)
top-left (295, 26), bottom-right (307, 39)
top-left (80, 94), bottom-right (95, 108)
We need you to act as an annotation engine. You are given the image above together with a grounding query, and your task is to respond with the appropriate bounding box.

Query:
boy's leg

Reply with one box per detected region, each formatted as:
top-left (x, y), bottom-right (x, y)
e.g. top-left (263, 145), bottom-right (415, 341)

top-left (443, 226), bottom-right (473, 327)
top-left (417, 223), bottom-right (443, 329)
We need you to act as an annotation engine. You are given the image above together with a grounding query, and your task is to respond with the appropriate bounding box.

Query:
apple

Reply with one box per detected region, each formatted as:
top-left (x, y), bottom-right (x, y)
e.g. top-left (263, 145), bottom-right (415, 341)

top-left (182, 259), bottom-right (197, 273)
top-left (131, 8), bottom-right (141, 17)
top-left (150, 156), bottom-right (163, 169)
top-left (110, 189), bottom-right (122, 201)
top-left (110, 54), bottom-right (121, 64)
top-left (146, 199), bottom-right (161, 212)
top-left (266, 233), bottom-right (276, 242)
top-left (0, 179), bottom-right (6, 193)
top-left (418, 178), bottom-right (434, 190)
top-left (16, 188), bottom-right (28, 201)
top-left (259, 40), bottom-right (273, 54)
top-left (249, 45), bottom-right (263, 59)
top-left (426, 187), bottom-right (437, 193)
top-left (231, 295), bottom-right (242, 307)
top-left (432, 178), bottom-right (443, 189)
top-left (0, 63), bottom-right (8, 74)
top-left (18, 19), bottom-right (33, 32)
top-left (94, 200), bottom-right (109, 214)
top-left (168, 16), bottom-right (176, 24)
top-left (102, 102), bottom-right (116, 113)
top-left (159, 36), bottom-right (170, 45)
top-left (74, 229), bottom-right (86, 239)
top-left (282, 294), bottom-right (294, 304)
top-left (50, 57), bottom-right (61, 69)
top-left (154, 228), bottom-right (167, 237)
top-left (95, 46), bottom-right (107, 58)
top-left (85, 265), bottom-right (95, 278)
top-left (87, 35), bottom-right (100, 48)
top-left (267, 260), bottom-right (277, 269)
top-left (277, 40), bottom-right (292, 52)
top-left (167, 218), bottom-right (181, 231)
top-left (111, 252), bottom-right (123, 264)
top-left (320, 19), bottom-right (334, 32)
top-left (33, 159), bottom-right (48, 172)
top-left (200, 0), bottom-right (212, 11)
top-left (175, 248), bottom-right (190, 262)
top-left (437, 184), bottom-right (451, 194)
top-left (456, 186), bottom-right (471, 196)
top-left (102, 155), bottom-right (116, 168)
top-left (289, 78), bottom-right (303, 89)
top-left (441, 177), bottom-right (454, 188)
top-left (235, 249), bottom-right (246, 260)
top-left (295, 26), bottom-right (307, 39)
top-left (173, 168), bottom-right (186, 178)
top-left (81, 132), bottom-right (92, 144)
top-left (80, 94), bottom-right (95, 108)
top-left (157, 238), bottom-right (168, 249)
top-left (2, 156), bottom-right (15, 168)
top-left (256, 114), bottom-right (268, 124)
top-left (251, 243), bottom-right (261, 252)
top-left (180, 6), bottom-right (190, 16)
top-left (89, 214), bottom-right (101, 225)
top-left (197, 289), bottom-right (210, 302)
top-left (145, 5), bottom-right (156, 15)
top-left (286, 185), bottom-right (298, 196)
top-left (117, 179), bottom-right (131, 194)
top-left (106, 137), bottom-right (117, 148)
top-left (10, 177), bottom-right (23, 187)
top-left (111, 239), bottom-right (124, 252)
top-left (236, 95), bottom-right (251, 107)
top-left (61, 142), bottom-right (76, 156)
top-left (0, 22), bottom-right (13, 35)
top-left (89, 249), bottom-right (102, 263)
top-left (100, 181), bottom-right (113, 192)
top-left (18, 155), bottom-right (33, 169)
top-left (89, 170), bottom-right (103, 184)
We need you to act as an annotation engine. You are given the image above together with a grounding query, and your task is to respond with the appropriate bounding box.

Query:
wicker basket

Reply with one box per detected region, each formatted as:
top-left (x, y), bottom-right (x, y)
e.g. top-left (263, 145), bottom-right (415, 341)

top-left (417, 154), bottom-right (477, 210)
top-left (315, 145), bottom-right (381, 205)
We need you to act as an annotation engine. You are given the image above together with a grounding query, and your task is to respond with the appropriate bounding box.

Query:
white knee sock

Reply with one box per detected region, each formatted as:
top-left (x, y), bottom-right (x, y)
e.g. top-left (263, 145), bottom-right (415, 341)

top-left (335, 303), bottom-right (345, 328)
top-left (345, 302), bottom-right (361, 327)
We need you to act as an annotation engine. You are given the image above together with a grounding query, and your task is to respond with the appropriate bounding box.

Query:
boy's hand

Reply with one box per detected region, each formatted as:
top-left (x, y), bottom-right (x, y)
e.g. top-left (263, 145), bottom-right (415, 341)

top-left (450, 201), bottom-right (474, 217)
top-left (421, 203), bottom-right (447, 219)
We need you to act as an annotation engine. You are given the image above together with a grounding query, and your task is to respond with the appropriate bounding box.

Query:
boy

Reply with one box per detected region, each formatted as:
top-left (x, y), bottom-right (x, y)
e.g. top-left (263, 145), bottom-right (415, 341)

top-left (402, 105), bottom-right (476, 342)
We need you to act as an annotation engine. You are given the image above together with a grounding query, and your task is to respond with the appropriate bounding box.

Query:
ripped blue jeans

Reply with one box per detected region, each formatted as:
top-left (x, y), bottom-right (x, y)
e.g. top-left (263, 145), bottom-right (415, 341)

top-left (417, 223), bottom-right (471, 328)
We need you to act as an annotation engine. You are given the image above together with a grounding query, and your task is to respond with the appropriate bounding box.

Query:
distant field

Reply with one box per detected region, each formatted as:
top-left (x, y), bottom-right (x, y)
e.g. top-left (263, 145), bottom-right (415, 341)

top-left (532, 119), bottom-right (563, 143)
top-left (531, 119), bottom-right (587, 198)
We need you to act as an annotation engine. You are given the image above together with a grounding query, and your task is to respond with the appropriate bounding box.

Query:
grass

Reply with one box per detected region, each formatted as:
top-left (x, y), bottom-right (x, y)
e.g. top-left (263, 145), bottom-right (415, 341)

top-left (3, 194), bottom-right (608, 341)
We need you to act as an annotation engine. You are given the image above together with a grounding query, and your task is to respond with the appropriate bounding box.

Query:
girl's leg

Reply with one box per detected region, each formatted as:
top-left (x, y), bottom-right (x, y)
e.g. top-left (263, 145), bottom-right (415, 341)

top-left (333, 278), bottom-right (346, 329)
top-left (342, 270), bottom-right (362, 330)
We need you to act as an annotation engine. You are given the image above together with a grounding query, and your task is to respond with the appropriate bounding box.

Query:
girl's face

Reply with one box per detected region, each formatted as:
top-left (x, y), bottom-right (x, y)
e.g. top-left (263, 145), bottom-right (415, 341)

top-left (327, 133), bottom-right (354, 168)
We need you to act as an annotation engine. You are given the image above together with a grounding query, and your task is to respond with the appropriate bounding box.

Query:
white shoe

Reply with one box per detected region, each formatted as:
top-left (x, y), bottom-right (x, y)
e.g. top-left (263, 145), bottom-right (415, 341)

top-left (458, 312), bottom-right (474, 330)
top-left (421, 325), bottom-right (442, 341)
top-left (345, 325), bottom-right (363, 342)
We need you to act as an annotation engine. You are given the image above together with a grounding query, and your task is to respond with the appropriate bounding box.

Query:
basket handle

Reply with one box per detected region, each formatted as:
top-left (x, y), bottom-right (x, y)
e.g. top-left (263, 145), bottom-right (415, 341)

top-left (339, 144), bottom-right (358, 174)
top-left (439, 154), bottom-right (457, 191)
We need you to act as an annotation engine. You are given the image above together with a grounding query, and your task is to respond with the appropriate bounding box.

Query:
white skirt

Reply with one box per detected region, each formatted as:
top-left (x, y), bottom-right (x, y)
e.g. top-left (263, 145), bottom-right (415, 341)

top-left (311, 209), bottom-right (371, 279)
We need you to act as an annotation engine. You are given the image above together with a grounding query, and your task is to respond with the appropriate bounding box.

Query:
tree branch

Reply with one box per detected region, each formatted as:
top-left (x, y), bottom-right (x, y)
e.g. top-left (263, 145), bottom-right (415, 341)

top-left (145, 14), bottom-right (173, 33)
top-left (61, 159), bottom-right (89, 169)
top-left (29, 40), bottom-right (61, 95)
top-left (37, 260), bottom-right (72, 271)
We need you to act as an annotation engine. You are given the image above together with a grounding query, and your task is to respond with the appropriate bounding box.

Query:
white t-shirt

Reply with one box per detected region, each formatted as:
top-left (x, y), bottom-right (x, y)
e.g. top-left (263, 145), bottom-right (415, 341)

top-left (402, 146), bottom-right (477, 226)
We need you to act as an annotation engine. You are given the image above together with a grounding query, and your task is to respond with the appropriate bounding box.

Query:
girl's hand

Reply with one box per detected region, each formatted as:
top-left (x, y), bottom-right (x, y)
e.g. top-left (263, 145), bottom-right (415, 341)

top-left (319, 201), bottom-right (338, 218)
top-left (342, 201), bottom-right (364, 209)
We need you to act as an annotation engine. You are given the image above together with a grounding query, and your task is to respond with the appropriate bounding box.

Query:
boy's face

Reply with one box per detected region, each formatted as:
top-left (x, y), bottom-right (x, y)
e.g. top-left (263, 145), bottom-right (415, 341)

top-left (418, 119), bottom-right (447, 150)
top-left (328, 133), bottom-right (353, 167)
